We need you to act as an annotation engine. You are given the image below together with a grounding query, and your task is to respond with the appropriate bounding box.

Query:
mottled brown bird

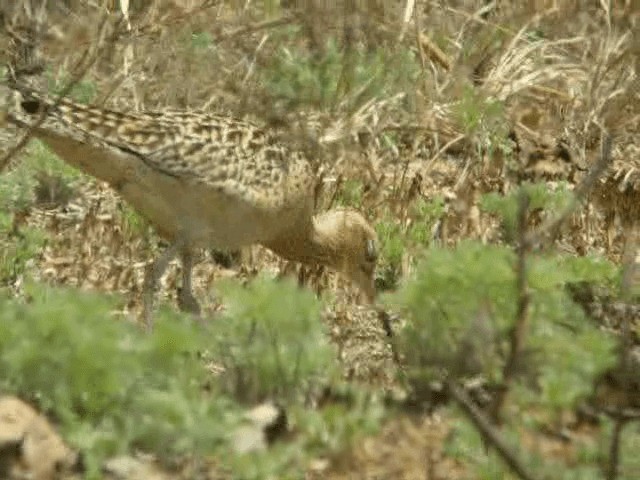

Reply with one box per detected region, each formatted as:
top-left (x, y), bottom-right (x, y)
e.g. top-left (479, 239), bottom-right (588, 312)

top-left (4, 86), bottom-right (378, 328)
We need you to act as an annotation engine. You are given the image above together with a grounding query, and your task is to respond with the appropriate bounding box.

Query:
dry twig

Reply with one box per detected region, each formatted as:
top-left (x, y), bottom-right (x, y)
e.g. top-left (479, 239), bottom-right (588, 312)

top-left (448, 380), bottom-right (541, 480)
top-left (525, 133), bottom-right (613, 248)
top-left (605, 415), bottom-right (631, 480)
top-left (0, 13), bottom-right (124, 173)
top-left (490, 190), bottom-right (531, 423)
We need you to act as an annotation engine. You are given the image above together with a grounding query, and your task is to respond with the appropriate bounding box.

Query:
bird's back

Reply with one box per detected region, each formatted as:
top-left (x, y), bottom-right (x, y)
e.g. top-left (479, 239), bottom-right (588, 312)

top-left (4, 87), bottom-right (318, 247)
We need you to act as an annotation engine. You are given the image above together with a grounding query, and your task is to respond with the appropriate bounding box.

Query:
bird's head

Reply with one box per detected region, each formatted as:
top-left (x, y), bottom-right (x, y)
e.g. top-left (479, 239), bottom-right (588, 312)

top-left (312, 208), bottom-right (378, 302)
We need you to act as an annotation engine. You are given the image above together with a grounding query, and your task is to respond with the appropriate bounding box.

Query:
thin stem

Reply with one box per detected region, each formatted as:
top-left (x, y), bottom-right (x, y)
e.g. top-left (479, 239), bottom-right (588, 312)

top-left (491, 190), bottom-right (530, 423)
top-left (605, 416), bottom-right (629, 480)
top-left (525, 133), bottom-right (612, 248)
top-left (448, 381), bottom-right (541, 480)
top-left (1, 14), bottom-right (124, 173)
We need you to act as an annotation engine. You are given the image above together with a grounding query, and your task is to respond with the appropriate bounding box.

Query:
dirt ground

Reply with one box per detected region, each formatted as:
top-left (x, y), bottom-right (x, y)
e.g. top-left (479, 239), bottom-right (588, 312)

top-left (1, 1), bottom-right (640, 478)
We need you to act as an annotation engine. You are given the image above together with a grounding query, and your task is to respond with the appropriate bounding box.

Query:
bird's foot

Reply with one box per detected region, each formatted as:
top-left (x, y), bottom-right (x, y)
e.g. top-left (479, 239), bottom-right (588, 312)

top-left (177, 287), bottom-right (202, 317)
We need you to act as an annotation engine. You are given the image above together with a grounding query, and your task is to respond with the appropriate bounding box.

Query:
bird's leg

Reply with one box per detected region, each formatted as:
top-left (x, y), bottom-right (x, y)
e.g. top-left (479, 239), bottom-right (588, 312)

top-left (177, 249), bottom-right (202, 316)
top-left (142, 241), bottom-right (182, 331)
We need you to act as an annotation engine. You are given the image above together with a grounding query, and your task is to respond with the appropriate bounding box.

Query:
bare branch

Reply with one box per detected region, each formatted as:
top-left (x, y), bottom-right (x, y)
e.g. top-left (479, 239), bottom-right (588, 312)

top-left (490, 190), bottom-right (531, 423)
top-left (605, 416), bottom-right (630, 480)
top-left (0, 13), bottom-right (124, 173)
top-left (525, 132), bottom-right (613, 249)
top-left (448, 381), bottom-right (541, 480)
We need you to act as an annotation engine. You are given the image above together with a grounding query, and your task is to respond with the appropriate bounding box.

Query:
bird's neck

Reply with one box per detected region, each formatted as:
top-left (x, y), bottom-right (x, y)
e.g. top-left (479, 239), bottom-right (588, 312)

top-left (263, 215), bottom-right (339, 268)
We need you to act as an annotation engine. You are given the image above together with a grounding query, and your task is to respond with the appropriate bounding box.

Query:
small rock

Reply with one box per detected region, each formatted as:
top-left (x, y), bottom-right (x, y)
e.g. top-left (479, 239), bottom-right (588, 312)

top-left (0, 396), bottom-right (81, 480)
top-left (103, 455), bottom-right (169, 480)
top-left (232, 402), bottom-right (288, 454)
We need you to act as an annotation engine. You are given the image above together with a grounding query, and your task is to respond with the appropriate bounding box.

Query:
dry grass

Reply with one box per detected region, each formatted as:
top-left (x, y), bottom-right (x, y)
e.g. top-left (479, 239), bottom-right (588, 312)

top-left (1, 0), bottom-right (639, 478)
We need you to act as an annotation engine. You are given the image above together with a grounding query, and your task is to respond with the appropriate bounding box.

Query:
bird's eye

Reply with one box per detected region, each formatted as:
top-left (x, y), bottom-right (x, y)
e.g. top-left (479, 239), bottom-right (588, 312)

top-left (365, 238), bottom-right (377, 262)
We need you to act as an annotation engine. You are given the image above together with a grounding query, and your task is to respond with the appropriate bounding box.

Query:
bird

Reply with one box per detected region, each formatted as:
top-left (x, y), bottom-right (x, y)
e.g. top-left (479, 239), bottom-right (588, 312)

top-left (2, 83), bottom-right (379, 329)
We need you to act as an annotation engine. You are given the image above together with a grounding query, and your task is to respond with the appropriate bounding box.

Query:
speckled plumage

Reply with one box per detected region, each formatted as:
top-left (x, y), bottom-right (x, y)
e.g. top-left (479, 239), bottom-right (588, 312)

top-left (4, 86), bottom-right (378, 327)
top-left (9, 90), bottom-right (317, 246)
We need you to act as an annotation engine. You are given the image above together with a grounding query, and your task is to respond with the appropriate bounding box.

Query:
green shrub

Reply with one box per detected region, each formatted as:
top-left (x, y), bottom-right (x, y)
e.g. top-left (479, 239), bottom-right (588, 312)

top-left (211, 276), bottom-right (339, 403)
top-left (0, 277), bottom-right (382, 479)
top-left (454, 85), bottom-right (512, 158)
top-left (261, 37), bottom-right (420, 111)
top-left (335, 179), bottom-right (364, 208)
top-left (0, 139), bottom-right (80, 213)
top-left (0, 285), bottom-right (239, 477)
top-left (375, 197), bottom-right (445, 291)
top-left (386, 240), bottom-right (617, 404)
top-left (385, 184), bottom-right (625, 478)
top-left (0, 212), bottom-right (45, 285)
top-left (229, 386), bottom-right (385, 480)
top-left (47, 70), bottom-right (97, 104)
top-left (481, 182), bottom-right (573, 241)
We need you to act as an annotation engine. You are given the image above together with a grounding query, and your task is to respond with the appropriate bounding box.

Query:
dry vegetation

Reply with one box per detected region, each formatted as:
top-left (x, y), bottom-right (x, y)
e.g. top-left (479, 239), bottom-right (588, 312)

top-left (1, 1), bottom-right (639, 479)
